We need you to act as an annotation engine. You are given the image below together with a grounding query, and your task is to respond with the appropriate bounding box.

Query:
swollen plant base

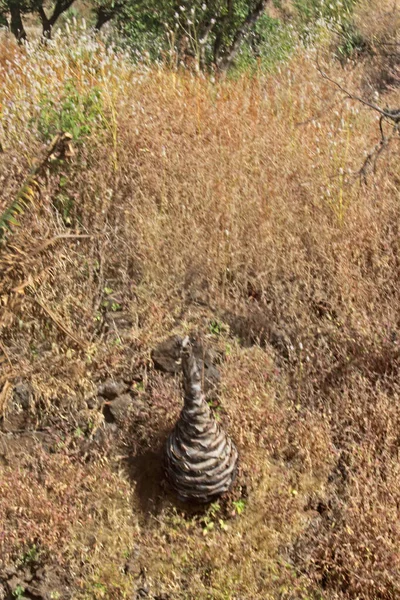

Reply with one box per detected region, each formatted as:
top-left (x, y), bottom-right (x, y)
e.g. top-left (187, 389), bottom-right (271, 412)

top-left (164, 337), bottom-right (239, 503)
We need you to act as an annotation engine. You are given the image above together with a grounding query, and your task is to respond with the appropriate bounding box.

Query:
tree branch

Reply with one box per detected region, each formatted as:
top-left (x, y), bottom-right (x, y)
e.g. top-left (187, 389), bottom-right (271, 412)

top-left (50, 0), bottom-right (76, 26)
top-left (94, 2), bottom-right (123, 30)
top-left (316, 55), bottom-right (400, 123)
top-left (217, 0), bottom-right (270, 72)
top-left (36, 0), bottom-right (76, 38)
top-left (316, 55), bottom-right (400, 183)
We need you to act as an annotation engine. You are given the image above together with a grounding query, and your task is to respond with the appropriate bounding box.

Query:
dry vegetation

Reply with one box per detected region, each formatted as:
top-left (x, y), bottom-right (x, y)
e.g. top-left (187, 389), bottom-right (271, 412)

top-left (0, 5), bottom-right (400, 598)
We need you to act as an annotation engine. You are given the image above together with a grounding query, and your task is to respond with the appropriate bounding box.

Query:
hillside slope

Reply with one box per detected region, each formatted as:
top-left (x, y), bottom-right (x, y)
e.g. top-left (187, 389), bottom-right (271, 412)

top-left (1, 22), bottom-right (400, 599)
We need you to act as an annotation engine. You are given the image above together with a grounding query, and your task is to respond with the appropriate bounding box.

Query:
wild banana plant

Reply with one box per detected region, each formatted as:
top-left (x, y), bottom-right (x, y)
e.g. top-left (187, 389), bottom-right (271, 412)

top-left (0, 132), bottom-right (73, 243)
top-left (165, 337), bottom-right (239, 503)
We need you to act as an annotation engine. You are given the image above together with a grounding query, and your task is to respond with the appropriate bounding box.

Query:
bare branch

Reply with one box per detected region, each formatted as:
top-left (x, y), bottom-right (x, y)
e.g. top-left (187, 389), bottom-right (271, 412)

top-left (316, 55), bottom-right (400, 123)
top-left (316, 55), bottom-right (400, 183)
top-left (358, 121), bottom-right (399, 184)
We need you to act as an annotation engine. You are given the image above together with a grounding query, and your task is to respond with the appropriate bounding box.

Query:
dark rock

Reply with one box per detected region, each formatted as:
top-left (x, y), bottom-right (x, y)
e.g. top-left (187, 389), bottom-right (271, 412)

top-left (26, 564), bottom-right (72, 600)
top-left (6, 575), bottom-right (25, 594)
top-left (13, 382), bottom-right (32, 409)
top-left (151, 335), bottom-right (183, 374)
top-left (22, 569), bottom-right (33, 583)
top-left (3, 565), bottom-right (17, 577)
top-left (104, 421), bottom-right (118, 433)
top-left (86, 396), bottom-right (99, 410)
top-left (107, 394), bottom-right (135, 424)
top-left (124, 558), bottom-right (141, 577)
top-left (152, 336), bottom-right (220, 394)
top-left (97, 379), bottom-right (128, 400)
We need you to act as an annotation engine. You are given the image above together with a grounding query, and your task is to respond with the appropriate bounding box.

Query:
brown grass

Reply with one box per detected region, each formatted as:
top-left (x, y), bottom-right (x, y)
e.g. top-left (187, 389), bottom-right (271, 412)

top-left (354, 0), bottom-right (400, 92)
top-left (1, 22), bottom-right (400, 599)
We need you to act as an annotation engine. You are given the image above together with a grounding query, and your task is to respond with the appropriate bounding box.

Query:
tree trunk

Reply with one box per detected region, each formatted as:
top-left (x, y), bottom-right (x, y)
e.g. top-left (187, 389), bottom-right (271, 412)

top-left (9, 2), bottom-right (27, 42)
top-left (94, 2), bottom-right (123, 31)
top-left (37, 5), bottom-right (51, 38)
top-left (94, 6), bottom-right (115, 31)
top-left (216, 0), bottom-right (270, 73)
top-left (37, 0), bottom-right (76, 39)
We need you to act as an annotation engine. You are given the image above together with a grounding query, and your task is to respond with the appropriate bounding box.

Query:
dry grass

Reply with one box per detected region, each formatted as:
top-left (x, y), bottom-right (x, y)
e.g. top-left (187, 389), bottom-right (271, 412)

top-left (0, 18), bottom-right (400, 599)
top-left (354, 0), bottom-right (400, 92)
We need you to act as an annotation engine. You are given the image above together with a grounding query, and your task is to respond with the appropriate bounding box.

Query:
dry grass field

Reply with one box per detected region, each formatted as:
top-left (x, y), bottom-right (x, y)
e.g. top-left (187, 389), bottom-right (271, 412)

top-left (0, 4), bottom-right (400, 597)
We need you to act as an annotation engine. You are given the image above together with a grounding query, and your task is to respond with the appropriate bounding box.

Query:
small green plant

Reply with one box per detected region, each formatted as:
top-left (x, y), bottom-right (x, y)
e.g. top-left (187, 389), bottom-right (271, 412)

top-left (133, 381), bottom-right (145, 392)
top-left (209, 320), bottom-right (223, 336)
top-left (21, 544), bottom-right (39, 564)
top-left (90, 581), bottom-right (108, 599)
top-left (201, 501), bottom-right (224, 535)
top-left (232, 499), bottom-right (247, 515)
top-left (13, 585), bottom-right (25, 600)
top-left (36, 81), bottom-right (104, 143)
top-left (53, 193), bottom-right (74, 226)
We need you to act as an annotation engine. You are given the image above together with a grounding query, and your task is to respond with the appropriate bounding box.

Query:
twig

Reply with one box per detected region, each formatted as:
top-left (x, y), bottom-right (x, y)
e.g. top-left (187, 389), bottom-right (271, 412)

top-left (32, 233), bottom-right (91, 255)
top-left (0, 341), bottom-right (13, 368)
top-left (9, 235), bottom-right (91, 295)
top-left (316, 54), bottom-right (400, 182)
top-left (358, 124), bottom-right (399, 183)
top-left (34, 297), bottom-right (88, 351)
top-left (0, 380), bottom-right (12, 416)
top-left (316, 55), bottom-right (400, 122)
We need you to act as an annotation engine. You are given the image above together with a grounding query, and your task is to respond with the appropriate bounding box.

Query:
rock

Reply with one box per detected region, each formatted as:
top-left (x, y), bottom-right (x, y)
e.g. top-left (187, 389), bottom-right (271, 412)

top-left (124, 558), bottom-right (141, 577)
top-left (3, 564), bottom-right (17, 577)
top-left (107, 394), bottom-right (135, 424)
top-left (151, 335), bottom-right (183, 374)
top-left (85, 396), bottom-right (99, 410)
top-left (13, 382), bottom-right (32, 409)
top-left (22, 569), bottom-right (33, 583)
top-left (7, 575), bottom-right (26, 594)
top-left (97, 379), bottom-right (128, 400)
top-left (102, 394), bottom-right (146, 426)
top-left (105, 422), bottom-right (118, 433)
top-left (152, 336), bottom-right (220, 394)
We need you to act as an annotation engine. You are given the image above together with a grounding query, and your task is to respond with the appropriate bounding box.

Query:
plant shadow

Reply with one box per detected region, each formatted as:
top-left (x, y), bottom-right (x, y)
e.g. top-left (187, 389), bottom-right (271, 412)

top-left (125, 434), bottom-right (222, 522)
top-left (125, 442), bottom-right (167, 519)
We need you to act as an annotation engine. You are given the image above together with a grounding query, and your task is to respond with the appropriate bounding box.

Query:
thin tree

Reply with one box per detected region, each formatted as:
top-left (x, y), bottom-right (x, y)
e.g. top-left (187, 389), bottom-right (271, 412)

top-left (2, 0), bottom-right (77, 41)
top-left (35, 0), bottom-right (77, 39)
